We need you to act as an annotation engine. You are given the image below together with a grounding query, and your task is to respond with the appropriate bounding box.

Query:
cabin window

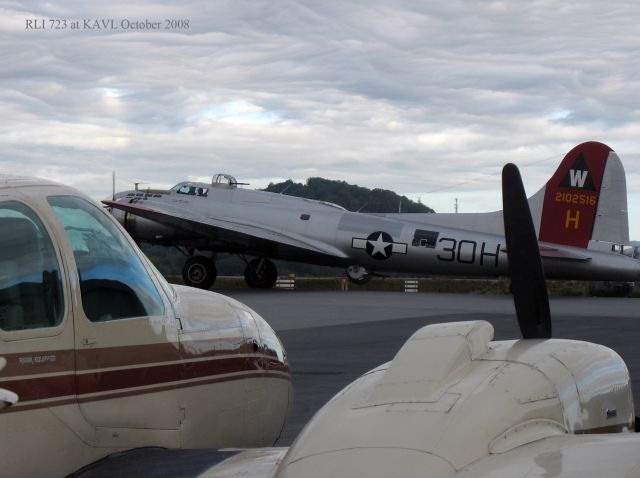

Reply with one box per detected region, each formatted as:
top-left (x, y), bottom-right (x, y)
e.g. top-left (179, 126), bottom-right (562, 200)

top-left (0, 202), bottom-right (64, 331)
top-left (174, 184), bottom-right (208, 197)
top-left (300, 214), bottom-right (310, 221)
top-left (47, 196), bottom-right (164, 322)
top-left (176, 185), bottom-right (194, 195)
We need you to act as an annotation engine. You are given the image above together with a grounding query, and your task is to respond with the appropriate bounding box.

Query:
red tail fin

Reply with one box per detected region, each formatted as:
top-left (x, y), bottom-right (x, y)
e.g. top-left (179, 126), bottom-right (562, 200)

top-left (538, 142), bottom-right (612, 248)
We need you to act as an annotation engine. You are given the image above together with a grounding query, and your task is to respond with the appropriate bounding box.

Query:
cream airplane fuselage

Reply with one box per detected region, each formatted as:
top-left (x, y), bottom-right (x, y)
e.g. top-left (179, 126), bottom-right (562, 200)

top-left (0, 176), bottom-right (291, 477)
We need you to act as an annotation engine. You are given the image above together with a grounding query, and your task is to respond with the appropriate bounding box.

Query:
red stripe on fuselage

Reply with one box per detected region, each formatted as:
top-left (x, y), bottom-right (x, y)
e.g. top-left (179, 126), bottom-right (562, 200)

top-left (76, 356), bottom-right (249, 394)
top-left (0, 374), bottom-right (75, 402)
top-left (0, 341), bottom-right (290, 412)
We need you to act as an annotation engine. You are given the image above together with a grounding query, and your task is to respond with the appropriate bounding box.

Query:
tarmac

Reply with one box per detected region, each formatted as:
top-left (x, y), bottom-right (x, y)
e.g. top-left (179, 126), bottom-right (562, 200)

top-left (77, 290), bottom-right (640, 475)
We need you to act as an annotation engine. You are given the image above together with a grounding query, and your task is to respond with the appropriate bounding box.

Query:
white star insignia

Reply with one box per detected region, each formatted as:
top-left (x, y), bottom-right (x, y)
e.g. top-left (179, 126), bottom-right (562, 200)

top-left (368, 233), bottom-right (391, 257)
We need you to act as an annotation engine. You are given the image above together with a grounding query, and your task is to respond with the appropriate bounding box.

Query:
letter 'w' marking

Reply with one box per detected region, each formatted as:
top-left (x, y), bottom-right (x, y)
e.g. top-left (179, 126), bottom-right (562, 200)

top-left (569, 169), bottom-right (588, 188)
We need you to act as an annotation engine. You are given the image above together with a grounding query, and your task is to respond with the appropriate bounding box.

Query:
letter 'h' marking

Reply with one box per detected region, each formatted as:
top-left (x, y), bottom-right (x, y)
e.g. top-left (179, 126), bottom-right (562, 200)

top-left (565, 209), bottom-right (580, 229)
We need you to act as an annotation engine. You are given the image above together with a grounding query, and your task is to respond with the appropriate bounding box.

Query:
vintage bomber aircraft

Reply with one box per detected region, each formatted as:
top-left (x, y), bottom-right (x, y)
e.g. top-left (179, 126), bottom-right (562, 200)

top-left (0, 175), bottom-right (291, 477)
top-left (166, 164), bottom-right (640, 477)
top-left (105, 141), bottom-right (640, 289)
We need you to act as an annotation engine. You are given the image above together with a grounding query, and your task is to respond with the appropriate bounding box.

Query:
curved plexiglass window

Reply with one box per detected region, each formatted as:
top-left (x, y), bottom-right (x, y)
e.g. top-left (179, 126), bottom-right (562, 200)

top-left (0, 201), bottom-right (64, 331)
top-left (48, 196), bottom-right (164, 322)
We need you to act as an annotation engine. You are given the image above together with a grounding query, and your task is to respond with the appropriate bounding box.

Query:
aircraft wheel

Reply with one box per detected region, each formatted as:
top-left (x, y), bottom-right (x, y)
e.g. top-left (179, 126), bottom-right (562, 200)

top-left (346, 265), bottom-right (370, 285)
top-left (182, 256), bottom-right (217, 289)
top-left (245, 258), bottom-right (277, 289)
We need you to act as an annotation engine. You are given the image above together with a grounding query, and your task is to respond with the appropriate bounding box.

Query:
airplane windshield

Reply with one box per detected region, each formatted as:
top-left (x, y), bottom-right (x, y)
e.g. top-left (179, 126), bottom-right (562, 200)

top-left (48, 195), bottom-right (165, 322)
top-left (172, 184), bottom-right (208, 197)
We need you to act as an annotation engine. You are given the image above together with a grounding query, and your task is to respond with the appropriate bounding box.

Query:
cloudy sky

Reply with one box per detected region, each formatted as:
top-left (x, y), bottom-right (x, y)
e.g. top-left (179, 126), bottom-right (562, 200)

top-left (2, 1), bottom-right (640, 236)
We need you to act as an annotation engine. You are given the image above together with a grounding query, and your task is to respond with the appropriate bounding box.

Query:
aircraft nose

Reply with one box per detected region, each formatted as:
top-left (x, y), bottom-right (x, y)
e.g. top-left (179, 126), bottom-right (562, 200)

top-left (237, 306), bottom-right (292, 444)
top-left (250, 311), bottom-right (289, 373)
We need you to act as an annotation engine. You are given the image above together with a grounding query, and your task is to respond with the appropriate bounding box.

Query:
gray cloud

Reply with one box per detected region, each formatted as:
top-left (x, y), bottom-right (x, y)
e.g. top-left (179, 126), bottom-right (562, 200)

top-left (1, 0), bottom-right (640, 233)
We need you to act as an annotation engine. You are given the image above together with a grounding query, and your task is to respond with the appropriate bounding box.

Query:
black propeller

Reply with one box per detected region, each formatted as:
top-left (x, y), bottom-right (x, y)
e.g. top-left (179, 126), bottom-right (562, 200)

top-left (502, 163), bottom-right (552, 339)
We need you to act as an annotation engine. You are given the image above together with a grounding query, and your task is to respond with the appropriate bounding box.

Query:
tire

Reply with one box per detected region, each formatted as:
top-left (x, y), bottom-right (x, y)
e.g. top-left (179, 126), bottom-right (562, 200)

top-left (244, 258), bottom-right (277, 289)
top-left (182, 256), bottom-right (217, 289)
top-left (346, 265), bottom-right (371, 285)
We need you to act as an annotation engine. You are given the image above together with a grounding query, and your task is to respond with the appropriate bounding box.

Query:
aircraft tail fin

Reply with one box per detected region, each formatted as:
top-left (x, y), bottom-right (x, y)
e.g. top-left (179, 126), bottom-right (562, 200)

top-left (529, 141), bottom-right (629, 248)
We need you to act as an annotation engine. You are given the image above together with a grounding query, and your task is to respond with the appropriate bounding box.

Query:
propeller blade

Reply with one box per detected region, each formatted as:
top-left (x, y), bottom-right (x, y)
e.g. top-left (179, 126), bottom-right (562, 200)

top-left (502, 163), bottom-right (551, 339)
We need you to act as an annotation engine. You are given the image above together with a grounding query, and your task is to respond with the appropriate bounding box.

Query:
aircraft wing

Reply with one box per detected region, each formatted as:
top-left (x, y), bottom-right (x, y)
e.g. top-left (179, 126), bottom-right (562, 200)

top-left (103, 200), bottom-right (349, 260)
top-left (199, 448), bottom-right (287, 477)
top-left (455, 433), bottom-right (640, 477)
top-left (184, 435), bottom-right (640, 477)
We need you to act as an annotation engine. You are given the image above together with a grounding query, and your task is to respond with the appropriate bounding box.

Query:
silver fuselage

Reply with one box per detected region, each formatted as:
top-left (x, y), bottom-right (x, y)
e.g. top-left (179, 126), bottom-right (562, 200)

top-left (111, 185), bottom-right (640, 281)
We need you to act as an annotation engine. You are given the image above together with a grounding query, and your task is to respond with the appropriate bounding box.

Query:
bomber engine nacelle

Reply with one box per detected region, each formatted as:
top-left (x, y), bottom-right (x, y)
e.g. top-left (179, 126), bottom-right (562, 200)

top-left (109, 206), bottom-right (189, 244)
top-left (276, 321), bottom-right (634, 477)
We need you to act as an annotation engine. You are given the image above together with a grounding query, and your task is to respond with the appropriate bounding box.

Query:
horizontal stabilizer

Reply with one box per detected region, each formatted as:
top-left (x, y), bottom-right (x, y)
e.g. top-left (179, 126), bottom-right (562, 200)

top-left (500, 246), bottom-right (592, 262)
top-left (538, 246), bottom-right (591, 262)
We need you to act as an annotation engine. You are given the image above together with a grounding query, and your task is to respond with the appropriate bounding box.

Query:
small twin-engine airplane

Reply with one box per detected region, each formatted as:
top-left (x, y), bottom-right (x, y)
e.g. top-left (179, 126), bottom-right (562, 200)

top-left (0, 175), bottom-right (291, 477)
top-left (172, 163), bottom-right (640, 477)
top-left (105, 141), bottom-right (640, 289)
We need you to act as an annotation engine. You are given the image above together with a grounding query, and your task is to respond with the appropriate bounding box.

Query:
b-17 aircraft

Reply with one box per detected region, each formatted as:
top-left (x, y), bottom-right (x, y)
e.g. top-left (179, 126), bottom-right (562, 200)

top-left (0, 175), bottom-right (291, 477)
top-left (169, 163), bottom-right (640, 477)
top-left (105, 141), bottom-right (640, 289)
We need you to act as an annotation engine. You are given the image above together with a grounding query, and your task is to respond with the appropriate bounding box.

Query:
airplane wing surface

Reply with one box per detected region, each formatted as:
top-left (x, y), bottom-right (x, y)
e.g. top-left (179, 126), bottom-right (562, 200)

top-left (456, 433), bottom-right (640, 477)
top-left (103, 200), bottom-right (348, 261)
top-left (129, 435), bottom-right (640, 477)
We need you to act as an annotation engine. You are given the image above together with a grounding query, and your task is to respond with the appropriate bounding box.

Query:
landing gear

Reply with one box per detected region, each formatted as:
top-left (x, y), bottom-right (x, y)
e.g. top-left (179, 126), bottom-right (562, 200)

top-left (346, 265), bottom-right (370, 285)
top-left (244, 258), bottom-right (277, 289)
top-left (182, 255), bottom-right (217, 289)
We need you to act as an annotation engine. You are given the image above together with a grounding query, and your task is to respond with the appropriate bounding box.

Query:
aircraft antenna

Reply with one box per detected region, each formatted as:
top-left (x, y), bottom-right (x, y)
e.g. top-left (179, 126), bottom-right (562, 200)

top-left (279, 183), bottom-right (292, 195)
top-left (356, 201), bottom-right (368, 213)
top-left (398, 198), bottom-right (402, 213)
top-left (454, 198), bottom-right (458, 213)
top-left (502, 163), bottom-right (551, 339)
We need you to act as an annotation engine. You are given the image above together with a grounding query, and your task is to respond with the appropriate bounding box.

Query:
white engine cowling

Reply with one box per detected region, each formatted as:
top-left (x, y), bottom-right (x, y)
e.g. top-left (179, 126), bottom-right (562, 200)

top-left (275, 321), bottom-right (634, 478)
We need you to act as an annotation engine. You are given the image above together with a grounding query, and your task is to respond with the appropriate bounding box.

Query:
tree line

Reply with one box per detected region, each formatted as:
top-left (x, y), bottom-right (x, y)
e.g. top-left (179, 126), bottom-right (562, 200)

top-left (264, 177), bottom-right (434, 214)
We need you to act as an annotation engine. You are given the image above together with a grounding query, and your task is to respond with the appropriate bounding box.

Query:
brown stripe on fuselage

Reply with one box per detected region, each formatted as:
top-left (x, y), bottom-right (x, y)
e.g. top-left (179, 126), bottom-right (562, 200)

top-left (0, 335), bottom-right (290, 411)
top-left (2, 371), bottom-right (291, 414)
top-left (1, 354), bottom-right (290, 402)
top-left (76, 371), bottom-right (292, 404)
top-left (0, 374), bottom-right (75, 402)
top-left (75, 337), bottom-right (251, 370)
top-left (76, 356), bottom-right (248, 394)
top-left (0, 337), bottom-right (253, 377)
